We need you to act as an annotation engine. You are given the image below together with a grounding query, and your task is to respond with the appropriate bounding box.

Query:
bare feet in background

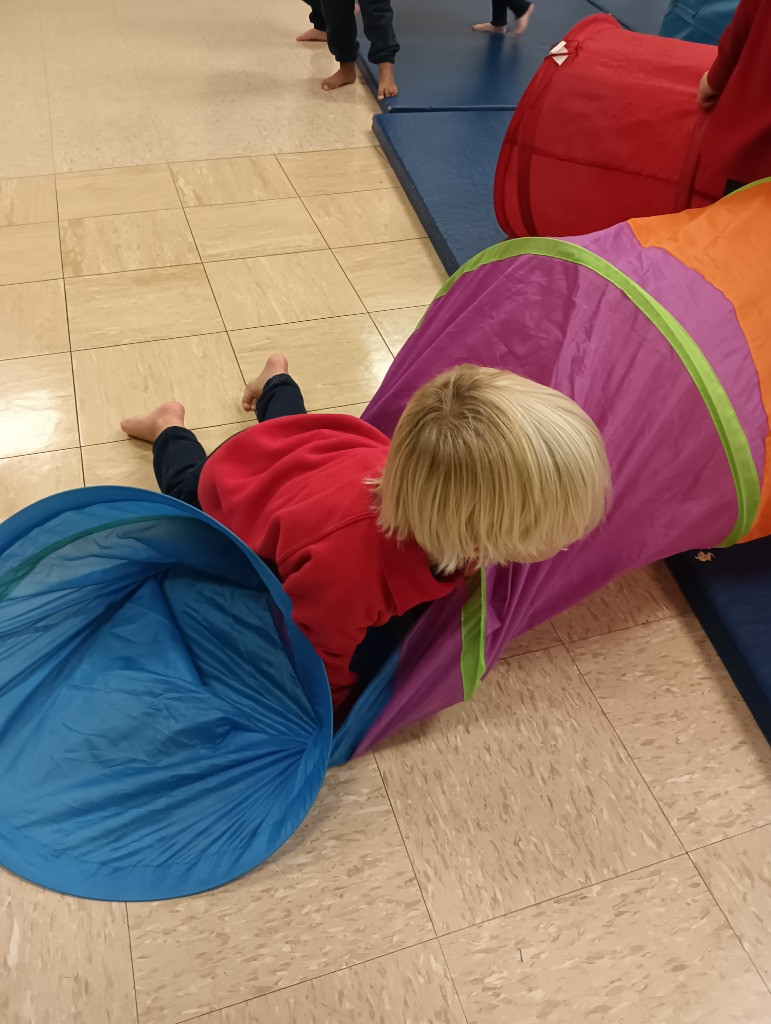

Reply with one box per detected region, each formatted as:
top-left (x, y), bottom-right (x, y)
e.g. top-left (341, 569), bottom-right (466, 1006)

top-left (378, 62), bottom-right (398, 100)
top-left (472, 4), bottom-right (534, 36)
top-left (515, 3), bottom-right (534, 35)
top-left (296, 28), bottom-right (327, 42)
top-left (322, 62), bottom-right (357, 91)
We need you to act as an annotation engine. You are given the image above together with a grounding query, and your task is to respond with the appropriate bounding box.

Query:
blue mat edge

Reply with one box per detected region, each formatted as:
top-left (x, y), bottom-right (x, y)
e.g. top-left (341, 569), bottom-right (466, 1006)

top-left (373, 112), bottom-right (461, 274)
top-left (356, 55), bottom-right (517, 113)
top-left (667, 554), bottom-right (771, 744)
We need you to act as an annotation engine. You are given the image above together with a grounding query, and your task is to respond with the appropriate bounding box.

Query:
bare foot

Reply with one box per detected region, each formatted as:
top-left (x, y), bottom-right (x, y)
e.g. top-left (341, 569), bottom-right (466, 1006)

top-left (377, 62), bottom-right (398, 100)
top-left (514, 3), bottom-right (534, 35)
top-left (296, 28), bottom-right (327, 42)
top-left (121, 401), bottom-right (186, 444)
top-left (472, 22), bottom-right (507, 33)
top-left (242, 354), bottom-right (289, 413)
top-left (322, 63), bottom-right (357, 91)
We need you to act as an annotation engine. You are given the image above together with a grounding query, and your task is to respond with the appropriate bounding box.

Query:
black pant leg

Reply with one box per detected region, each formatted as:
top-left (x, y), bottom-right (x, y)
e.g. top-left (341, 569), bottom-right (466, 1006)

top-left (508, 0), bottom-right (532, 19)
top-left (320, 0), bottom-right (359, 63)
top-left (360, 0), bottom-right (399, 64)
top-left (724, 179), bottom-right (746, 196)
top-left (255, 374), bottom-right (308, 422)
top-left (304, 0), bottom-right (327, 31)
top-left (490, 0), bottom-right (509, 26)
top-left (152, 427), bottom-right (207, 509)
top-left (151, 379), bottom-right (305, 508)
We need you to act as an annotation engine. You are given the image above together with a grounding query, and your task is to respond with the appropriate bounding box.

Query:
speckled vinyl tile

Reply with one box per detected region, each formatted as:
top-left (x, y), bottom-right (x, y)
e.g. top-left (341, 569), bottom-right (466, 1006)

top-left (692, 825), bottom-right (771, 988)
top-left (443, 858), bottom-right (771, 1024)
top-left (570, 616), bottom-right (771, 849)
top-left (192, 942), bottom-right (465, 1024)
top-left (552, 563), bottom-right (688, 643)
top-left (375, 646), bottom-right (681, 934)
top-left (1, 868), bottom-right (137, 1024)
top-left (128, 756), bottom-right (434, 1024)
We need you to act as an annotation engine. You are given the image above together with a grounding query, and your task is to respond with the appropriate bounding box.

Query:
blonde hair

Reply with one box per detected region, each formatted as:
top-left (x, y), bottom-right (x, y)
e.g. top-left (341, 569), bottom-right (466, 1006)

top-left (372, 365), bottom-right (611, 574)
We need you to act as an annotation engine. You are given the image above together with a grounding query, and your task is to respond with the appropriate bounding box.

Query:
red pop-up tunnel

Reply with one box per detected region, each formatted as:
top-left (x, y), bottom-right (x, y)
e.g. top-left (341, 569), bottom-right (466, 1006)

top-left (494, 14), bottom-right (724, 238)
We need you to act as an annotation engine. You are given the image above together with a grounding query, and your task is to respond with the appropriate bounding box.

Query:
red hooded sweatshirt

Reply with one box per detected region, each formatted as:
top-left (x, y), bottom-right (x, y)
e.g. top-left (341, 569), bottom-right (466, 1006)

top-left (197, 415), bottom-right (461, 716)
top-left (704, 0), bottom-right (771, 185)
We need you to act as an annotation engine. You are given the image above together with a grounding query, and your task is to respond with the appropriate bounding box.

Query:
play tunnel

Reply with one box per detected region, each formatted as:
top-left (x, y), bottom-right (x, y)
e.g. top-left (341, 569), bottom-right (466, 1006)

top-left (494, 14), bottom-right (724, 238)
top-left (1, 182), bottom-right (769, 901)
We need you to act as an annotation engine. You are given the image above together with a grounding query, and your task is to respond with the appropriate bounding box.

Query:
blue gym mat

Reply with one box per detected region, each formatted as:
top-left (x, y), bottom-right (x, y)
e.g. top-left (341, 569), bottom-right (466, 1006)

top-left (374, 109), bottom-right (509, 273)
top-left (667, 545), bottom-right (771, 744)
top-left (587, 0), bottom-right (671, 34)
top-left (357, 0), bottom-right (595, 111)
top-left (660, 0), bottom-right (737, 44)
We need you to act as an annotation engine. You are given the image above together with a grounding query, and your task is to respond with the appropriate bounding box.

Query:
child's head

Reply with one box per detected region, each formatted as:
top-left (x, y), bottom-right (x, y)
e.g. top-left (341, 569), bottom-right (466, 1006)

top-left (372, 365), bottom-right (611, 574)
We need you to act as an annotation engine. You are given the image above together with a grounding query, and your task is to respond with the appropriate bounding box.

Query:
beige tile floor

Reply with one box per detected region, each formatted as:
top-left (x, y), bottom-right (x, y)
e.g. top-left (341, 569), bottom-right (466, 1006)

top-left (1, 3), bottom-right (770, 1023)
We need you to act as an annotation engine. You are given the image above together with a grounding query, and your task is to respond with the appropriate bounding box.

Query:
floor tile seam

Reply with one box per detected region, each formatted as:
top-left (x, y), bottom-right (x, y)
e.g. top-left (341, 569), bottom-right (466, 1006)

top-left (124, 901), bottom-right (142, 1024)
top-left (44, 143), bottom-right (382, 192)
top-left (297, 185), bottom-right (422, 249)
top-left (0, 443), bottom-right (81, 464)
top-left (689, 820), bottom-right (771, 853)
top-left (61, 256), bottom-right (205, 281)
top-left (370, 750), bottom-right (443, 938)
top-left (57, 303), bottom-right (403, 344)
top-left (46, 93), bottom-right (86, 479)
top-left (686, 848), bottom-right (771, 995)
top-left (560, 609), bottom-right (694, 648)
top-left (432, 851), bottom-right (693, 943)
top-left (137, 935), bottom-right (444, 1024)
top-left (0, 218), bottom-right (59, 228)
top-left (564, 643), bottom-right (689, 855)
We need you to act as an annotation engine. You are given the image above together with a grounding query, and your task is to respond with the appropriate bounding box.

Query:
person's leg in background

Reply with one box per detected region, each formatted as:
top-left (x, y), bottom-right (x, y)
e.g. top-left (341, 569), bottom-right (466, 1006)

top-left (473, 0), bottom-right (534, 35)
top-left (360, 0), bottom-right (399, 99)
top-left (474, 0), bottom-right (510, 32)
top-left (319, 0), bottom-right (359, 91)
top-left (509, 0), bottom-right (534, 33)
top-left (297, 0), bottom-right (327, 43)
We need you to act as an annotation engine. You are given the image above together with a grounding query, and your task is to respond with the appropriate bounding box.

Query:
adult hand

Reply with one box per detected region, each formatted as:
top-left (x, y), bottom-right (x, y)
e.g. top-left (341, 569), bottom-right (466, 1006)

top-left (697, 71), bottom-right (719, 109)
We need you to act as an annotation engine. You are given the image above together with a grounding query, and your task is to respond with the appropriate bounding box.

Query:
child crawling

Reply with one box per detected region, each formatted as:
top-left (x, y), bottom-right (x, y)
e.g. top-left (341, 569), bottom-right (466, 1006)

top-left (121, 357), bottom-right (609, 722)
